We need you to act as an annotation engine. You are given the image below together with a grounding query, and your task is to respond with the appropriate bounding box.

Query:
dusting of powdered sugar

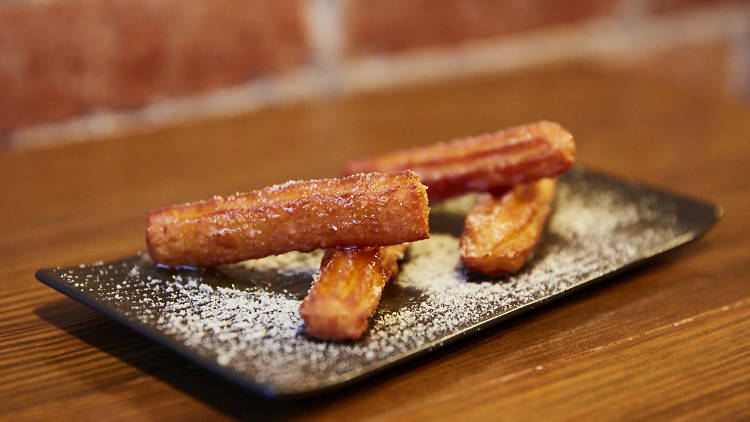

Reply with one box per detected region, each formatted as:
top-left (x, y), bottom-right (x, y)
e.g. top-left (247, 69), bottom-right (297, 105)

top-left (51, 170), bottom-right (688, 395)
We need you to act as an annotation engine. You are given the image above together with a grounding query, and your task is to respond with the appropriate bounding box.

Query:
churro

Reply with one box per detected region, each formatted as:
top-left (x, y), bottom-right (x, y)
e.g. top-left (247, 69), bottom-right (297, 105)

top-left (147, 171), bottom-right (428, 267)
top-left (459, 178), bottom-right (557, 275)
top-left (347, 121), bottom-right (574, 201)
top-left (300, 244), bottom-right (408, 340)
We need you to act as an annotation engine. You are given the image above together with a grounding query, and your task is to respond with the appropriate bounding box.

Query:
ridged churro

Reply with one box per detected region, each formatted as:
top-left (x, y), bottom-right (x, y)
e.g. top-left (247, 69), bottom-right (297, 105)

top-left (459, 178), bottom-right (557, 275)
top-left (299, 244), bottom-right (408, 340)
top-left (347, 121), bottom-right (574, 201)
top-left (147, 171), bottom-right (428, 267)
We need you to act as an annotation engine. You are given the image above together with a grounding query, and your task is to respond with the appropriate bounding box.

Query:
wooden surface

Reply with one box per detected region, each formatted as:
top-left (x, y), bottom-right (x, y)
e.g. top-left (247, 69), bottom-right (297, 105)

top-left (1, 62), bottom-right (749, 421)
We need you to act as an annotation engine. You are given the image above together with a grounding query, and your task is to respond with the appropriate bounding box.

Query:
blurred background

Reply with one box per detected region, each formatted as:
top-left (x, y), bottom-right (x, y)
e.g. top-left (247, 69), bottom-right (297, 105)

top-left (1, 0), bottom-right (748, 149)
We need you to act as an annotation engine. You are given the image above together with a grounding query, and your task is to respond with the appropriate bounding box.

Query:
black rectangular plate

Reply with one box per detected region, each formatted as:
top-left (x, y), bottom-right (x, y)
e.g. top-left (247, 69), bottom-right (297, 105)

top-left (36, 168), bottom-right (720, 398)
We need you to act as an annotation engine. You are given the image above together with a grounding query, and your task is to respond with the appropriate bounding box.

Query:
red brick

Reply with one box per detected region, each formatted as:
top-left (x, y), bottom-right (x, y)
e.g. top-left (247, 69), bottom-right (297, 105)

top-left (346, 0), bottom-right (620, 56)
top-left (0, 0), bottom-right (306, 133)
top-left (645, 0), bottom-right (746, 14)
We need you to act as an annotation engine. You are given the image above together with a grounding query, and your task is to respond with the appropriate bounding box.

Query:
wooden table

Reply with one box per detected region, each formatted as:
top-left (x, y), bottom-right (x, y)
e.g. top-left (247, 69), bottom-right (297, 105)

top-left (2, 62), bottom-right (749, 421)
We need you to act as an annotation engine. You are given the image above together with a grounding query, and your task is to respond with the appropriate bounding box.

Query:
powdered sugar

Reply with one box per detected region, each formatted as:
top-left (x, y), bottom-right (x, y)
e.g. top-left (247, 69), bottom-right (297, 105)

top-left (49, 169), bottom-right (695, 395)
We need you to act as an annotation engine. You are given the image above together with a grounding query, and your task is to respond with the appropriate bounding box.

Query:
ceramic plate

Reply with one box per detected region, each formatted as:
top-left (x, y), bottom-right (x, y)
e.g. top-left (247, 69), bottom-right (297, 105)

top-left (36, 168), bottom-right (720, 398)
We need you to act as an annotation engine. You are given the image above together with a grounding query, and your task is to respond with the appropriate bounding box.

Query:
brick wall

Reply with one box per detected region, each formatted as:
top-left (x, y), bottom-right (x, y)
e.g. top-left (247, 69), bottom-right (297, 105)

top-left (1, 0), bottom-right (749, 147)
top-left (346, 0), bottom-right (620, 55)
top-left (0, 0), bottom-right (305, 134)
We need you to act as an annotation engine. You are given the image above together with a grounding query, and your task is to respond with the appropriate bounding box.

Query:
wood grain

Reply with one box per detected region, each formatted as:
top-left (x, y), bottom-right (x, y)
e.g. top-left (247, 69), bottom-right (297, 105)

top-left (1, 60), bottom-right (749, 421)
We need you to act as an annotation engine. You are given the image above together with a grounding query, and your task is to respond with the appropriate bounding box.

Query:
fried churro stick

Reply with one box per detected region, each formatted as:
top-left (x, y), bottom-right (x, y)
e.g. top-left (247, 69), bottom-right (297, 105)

top-left (299, 123), bottom-right (573, 339)
top-left (459, 178), bottom-right (557, 275)
top-left (299, 244), bottom-right (408, 340)
top-left (347, 121), bottom-right (574, 201)
top-left (146, 171), bottom-right (428, 267)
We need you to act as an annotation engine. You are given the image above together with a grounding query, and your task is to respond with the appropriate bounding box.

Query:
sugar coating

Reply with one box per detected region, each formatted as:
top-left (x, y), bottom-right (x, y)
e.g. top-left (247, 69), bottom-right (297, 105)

top-left (53, 171), bottom-right (684, 394)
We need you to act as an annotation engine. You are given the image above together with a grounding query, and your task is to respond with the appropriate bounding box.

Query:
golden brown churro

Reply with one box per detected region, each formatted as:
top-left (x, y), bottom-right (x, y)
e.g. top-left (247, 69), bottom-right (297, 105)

top-left (346, 121), bottom-right (574, 201)
top-left (459, 178), bottom-right (557, 275)
top-left (302, 122), bottom-right (575, 339)
top-left (146, 171), bottom-right (428, 267)
top-left (299, 244), bottom-right (408, 340)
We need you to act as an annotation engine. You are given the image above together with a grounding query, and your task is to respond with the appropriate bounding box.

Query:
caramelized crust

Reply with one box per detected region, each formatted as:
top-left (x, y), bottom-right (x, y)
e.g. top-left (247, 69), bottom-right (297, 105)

top-left (300, 244), bottom-right (408, 340)
top-left (146, 171), bottom-right (428, 267)
top-left (459, 178), bottom-right (557, 275)
top-left (347, 121), bottom-right (574, 201)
